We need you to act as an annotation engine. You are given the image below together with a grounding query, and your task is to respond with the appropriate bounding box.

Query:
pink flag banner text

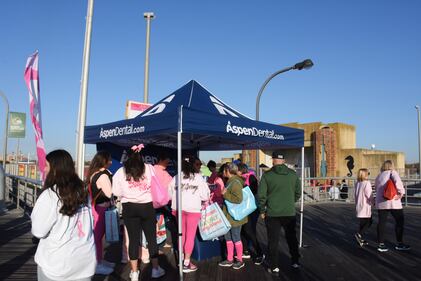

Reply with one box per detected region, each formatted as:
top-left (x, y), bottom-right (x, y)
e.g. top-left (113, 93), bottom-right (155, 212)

top-left (24, 51), bottom-right (46, 181)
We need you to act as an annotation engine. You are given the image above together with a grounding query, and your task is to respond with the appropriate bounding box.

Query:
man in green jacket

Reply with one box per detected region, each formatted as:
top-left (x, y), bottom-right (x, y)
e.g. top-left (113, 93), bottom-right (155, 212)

top-left (258, 150), bottom-right (301, 276)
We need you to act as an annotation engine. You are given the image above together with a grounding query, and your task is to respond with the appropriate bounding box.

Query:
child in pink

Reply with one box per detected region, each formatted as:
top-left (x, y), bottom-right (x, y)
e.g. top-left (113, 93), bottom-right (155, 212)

top-left (354, 168), bottom-right (373, 247)
top-left (169, 156), bottom-right (210, 273)
top-left (207, 160), bottom-right (225, 206)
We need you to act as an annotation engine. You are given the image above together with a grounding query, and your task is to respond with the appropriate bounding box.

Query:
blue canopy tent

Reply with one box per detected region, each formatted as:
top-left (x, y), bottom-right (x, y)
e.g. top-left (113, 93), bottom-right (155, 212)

top-left (84, 80), bottom-right (305, 279)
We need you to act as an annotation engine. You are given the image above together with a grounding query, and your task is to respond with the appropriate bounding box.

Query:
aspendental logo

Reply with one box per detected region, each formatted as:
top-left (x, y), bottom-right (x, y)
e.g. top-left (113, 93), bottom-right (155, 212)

top-left (226, 121), bottom-right (284, 140)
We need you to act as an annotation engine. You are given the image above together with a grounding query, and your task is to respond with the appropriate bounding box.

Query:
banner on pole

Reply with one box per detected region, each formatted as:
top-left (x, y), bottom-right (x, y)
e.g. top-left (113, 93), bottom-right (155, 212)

top-left (24, 51), bottom-right (46, 181)
top-left (8, 112), bottom-right (26, 138)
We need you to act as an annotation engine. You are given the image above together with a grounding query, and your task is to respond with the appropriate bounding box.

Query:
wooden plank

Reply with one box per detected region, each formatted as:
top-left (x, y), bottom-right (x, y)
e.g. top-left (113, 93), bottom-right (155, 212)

top-left (2, 203), bottom-right (421, 281)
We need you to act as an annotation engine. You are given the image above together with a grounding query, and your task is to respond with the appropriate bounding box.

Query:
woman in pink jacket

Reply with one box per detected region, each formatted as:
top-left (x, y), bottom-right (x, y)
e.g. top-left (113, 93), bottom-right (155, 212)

top-left (112, 145), bottom-right (165, 281)
top-left (375, 160), bottom-right (410, 252)
top-left (354, 168), bottom-right (373, 247)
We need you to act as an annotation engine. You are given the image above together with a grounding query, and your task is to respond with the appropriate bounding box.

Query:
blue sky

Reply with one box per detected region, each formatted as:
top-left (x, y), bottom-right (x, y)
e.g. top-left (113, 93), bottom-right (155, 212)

top-left (0, 0), bottom-right (420, 163)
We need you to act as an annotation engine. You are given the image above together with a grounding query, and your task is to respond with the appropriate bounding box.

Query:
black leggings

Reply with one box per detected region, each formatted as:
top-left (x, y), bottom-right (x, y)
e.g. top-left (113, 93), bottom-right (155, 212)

top-left (241, 210), bottom-right (263, 256)
top-left (377, 209), bottom-right (404, 244)
top-left (122, 202), bottom-right (158, 260)
top-left (358, 217), bottom-right (372, 236)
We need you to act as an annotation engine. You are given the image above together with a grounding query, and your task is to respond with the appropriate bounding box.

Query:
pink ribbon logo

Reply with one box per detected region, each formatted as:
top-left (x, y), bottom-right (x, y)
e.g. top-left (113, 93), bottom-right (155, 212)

top-left (77, 219), bottom-right (86, 238)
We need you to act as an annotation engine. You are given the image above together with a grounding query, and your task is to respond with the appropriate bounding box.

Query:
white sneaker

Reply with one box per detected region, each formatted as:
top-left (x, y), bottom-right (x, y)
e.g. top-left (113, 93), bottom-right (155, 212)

top-left (129, 270), bottom-right (139, 281)
top-left (151, 266), bottom-right (165, 278)
top-left (95, 263), bottom-right (114, 275)
top-left (101, 260), bottom-right (116, 268)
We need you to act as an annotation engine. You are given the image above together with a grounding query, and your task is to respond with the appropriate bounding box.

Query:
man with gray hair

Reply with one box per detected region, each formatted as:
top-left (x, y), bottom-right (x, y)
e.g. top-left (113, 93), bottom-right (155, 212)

top-left (258, 150), bottom-right (301, 276)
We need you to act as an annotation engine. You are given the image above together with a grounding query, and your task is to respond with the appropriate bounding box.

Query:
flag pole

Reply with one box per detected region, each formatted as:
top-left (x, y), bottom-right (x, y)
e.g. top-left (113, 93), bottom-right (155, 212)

top-left (76, 0), bottom-right (94, 178)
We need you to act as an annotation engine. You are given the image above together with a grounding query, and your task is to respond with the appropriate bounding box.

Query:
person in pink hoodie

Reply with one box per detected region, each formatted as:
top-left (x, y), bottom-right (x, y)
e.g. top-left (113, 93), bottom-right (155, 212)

top-left (375, 160), bottom-right (410, 252)
top-left (354, 168), bottom-right (373, 247)
top-left (112, 145), bottom-right (165, 281)
top-left (207, 160), bottom-right (225, 206)
top-left (154, 151), bottom-right (177, 249)
top-left (169, 156), bottom-right (210, 273)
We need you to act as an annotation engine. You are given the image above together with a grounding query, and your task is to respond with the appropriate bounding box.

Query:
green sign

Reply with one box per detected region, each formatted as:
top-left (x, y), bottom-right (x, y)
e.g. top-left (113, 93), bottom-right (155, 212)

top-left (8, 112), bottom-right (26, 138)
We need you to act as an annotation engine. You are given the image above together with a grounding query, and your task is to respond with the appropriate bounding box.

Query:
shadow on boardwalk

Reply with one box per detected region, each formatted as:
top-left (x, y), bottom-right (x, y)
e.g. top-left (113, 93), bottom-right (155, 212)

top-left (1, 202), bottom-right (421, 281)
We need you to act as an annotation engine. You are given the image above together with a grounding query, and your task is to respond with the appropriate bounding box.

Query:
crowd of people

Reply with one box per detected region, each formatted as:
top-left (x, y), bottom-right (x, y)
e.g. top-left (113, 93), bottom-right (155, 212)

top-left (30, 146), bottom-right (411, 281)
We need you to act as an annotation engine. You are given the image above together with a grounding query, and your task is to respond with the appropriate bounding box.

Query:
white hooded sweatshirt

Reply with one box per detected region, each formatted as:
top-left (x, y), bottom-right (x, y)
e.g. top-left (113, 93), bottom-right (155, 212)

top-left (31, 187), bottom-right (96, 280)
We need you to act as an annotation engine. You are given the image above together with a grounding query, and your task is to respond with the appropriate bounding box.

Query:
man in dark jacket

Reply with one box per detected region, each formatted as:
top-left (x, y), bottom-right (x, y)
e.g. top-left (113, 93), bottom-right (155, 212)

top-left (258, 150), bottom-right (301, 276)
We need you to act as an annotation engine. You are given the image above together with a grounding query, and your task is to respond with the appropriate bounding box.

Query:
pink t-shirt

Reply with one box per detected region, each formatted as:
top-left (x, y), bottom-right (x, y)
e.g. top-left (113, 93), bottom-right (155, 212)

top-left (207, 171), bottom-right (225, 206)
top-left (153, 164), bottom-right (173, 192)
top-left (112, 164), bottom-right (153, 204)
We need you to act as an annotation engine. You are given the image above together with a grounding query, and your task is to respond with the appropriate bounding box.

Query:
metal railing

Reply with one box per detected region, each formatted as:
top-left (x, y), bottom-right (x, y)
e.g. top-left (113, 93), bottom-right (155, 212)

top-left (5, 173), bottom-right (42, 215)
top-left (4, 174), bottom-right (421, 215)
top-left (301, 177), bottom-right (421, 206)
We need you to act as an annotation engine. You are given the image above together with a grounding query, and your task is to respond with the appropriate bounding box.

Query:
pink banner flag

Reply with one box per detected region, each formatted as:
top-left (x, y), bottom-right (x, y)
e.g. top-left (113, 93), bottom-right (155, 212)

top-left (24, 51), bottom-right (46, 181)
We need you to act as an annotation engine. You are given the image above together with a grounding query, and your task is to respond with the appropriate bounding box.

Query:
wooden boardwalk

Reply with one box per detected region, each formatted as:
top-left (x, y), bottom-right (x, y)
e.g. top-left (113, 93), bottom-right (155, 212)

top-left (1, 202), bottom-right (421, 281)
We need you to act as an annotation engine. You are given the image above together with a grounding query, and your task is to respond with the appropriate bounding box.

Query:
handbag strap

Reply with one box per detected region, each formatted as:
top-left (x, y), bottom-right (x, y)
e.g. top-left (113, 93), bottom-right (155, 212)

top-left (88, 183), bottom-right (103, 206)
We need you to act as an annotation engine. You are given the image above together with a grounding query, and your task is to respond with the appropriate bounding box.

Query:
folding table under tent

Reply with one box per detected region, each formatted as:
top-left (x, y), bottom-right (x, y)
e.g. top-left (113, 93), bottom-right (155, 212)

top-left (84, 80), bottom-right (305, 280)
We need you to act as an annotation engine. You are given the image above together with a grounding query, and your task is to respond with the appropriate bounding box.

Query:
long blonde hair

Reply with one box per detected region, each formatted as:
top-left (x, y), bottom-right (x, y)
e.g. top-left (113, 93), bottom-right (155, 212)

top-left (357, 168), bottom-right (369, 182)
top-left (381, 160), bottom-right (394, 172)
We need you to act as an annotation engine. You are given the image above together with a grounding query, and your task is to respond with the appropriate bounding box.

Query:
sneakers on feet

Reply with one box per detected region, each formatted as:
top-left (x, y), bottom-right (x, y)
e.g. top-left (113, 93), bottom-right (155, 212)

top-left (355, 233), bottom-right (364, 247)
top-left (268, 267), bottom-right (280, 277)
top-left (151, 266), bottom-right (165, 278)
top-left (95, 263), bottom-right (114, 275)
top-left (377, 243), bottom-right (389, 252)
top-left (101, 260), bottom-right (116, 268)
top-left (232, 261), bottom-right (245, 270)
top-left (129, 270), bottom-right (139, 281)
top-left (183, 262), bottom-right (198, 273)
top-left (395, 243), bottom-right (411, 251)
top-left (218, 260), bottom-right (234, 267)
top-left (254, 255), bottom-right (265, 265)
top-left (242, 251), bottom-right (251, 259)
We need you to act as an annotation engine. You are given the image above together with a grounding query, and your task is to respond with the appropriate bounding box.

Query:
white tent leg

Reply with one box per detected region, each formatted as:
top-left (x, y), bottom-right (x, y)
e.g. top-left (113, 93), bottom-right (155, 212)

top-left (299, 147), bottom-right (304, 247)
top-left (177, 131), bottom-right (183, 280)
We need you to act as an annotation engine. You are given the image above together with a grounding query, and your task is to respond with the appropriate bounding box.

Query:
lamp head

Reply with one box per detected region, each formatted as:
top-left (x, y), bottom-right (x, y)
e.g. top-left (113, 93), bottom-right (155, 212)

top-left (144, 12), bottom-right (155, 19)
top-left (293, 59), bottom-right (314, 70)
top-left (416, 105), bottom-right (420, 110)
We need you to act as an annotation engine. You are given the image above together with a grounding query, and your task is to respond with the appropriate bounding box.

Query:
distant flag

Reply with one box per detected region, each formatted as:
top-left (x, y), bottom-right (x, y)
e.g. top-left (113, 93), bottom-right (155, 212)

top-left (24, 51), bottom-right (46, 181)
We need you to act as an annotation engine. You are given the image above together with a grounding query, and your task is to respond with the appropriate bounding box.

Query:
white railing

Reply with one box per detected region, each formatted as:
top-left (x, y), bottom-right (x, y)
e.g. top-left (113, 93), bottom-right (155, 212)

top-left (5, 173), bottom-right (42, 215)
top-left (301, 177), bottom-right (421, 206)
top-left (4, 174), bottom-right (420, 215)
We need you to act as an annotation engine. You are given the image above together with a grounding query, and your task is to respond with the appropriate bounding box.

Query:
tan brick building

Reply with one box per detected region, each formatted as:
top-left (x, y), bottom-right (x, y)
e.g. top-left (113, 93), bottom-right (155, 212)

top-left (242, 122), bottom-right (405, 177)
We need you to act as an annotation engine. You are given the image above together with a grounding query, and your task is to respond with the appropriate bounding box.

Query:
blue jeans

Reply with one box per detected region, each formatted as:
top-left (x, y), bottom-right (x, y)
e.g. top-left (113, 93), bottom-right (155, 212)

top-left (224, 226), bottom-right (242, 242)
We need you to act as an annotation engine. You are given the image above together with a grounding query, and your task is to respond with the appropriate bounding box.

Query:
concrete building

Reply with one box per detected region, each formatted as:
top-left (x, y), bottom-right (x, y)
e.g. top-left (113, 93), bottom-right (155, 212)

top-left (243, 122), bottom-right (405, 177)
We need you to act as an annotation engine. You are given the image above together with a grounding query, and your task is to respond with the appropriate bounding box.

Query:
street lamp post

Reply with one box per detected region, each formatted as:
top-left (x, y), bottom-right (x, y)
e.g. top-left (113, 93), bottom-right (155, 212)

top-left (416, 105), bottom-right (421, 178)
top-left (255, 59), bottom-right (313, 178)
top-left (0, 91), bottom-right (9, 171)
top-left (143, 12), bottom-right (155, 104)
top-left (0, 90), bottom-right (9, 213)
